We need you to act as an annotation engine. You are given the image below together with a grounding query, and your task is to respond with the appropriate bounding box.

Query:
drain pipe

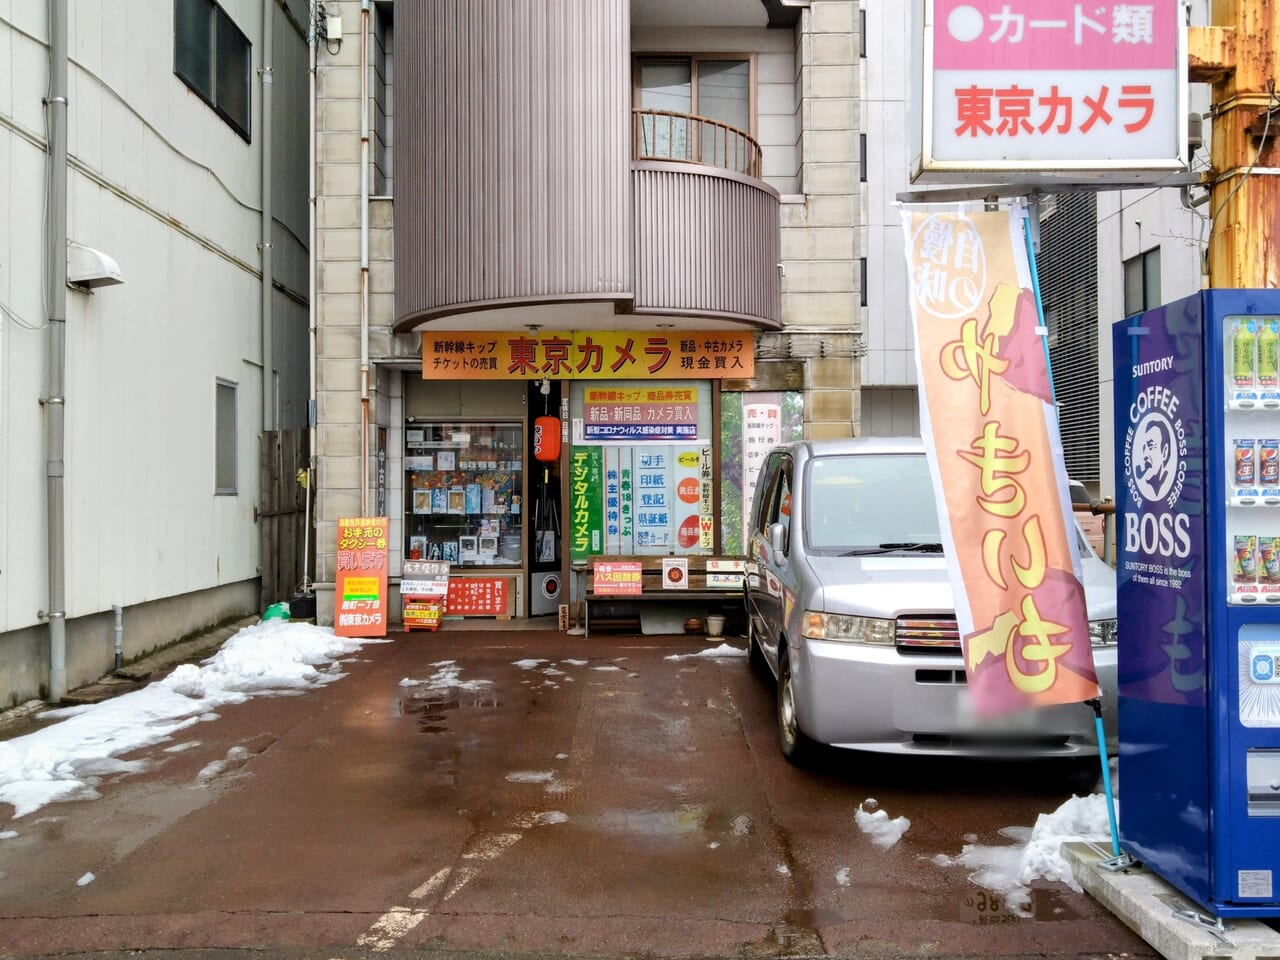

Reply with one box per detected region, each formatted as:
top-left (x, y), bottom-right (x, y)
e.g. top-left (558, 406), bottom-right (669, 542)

top-left (261, 0), bottom-right (275, 435)
top-left (113, 604), bottom-right (123, 672)
top-left (43, 0), bottom-right (69, 702)
top-left (303, 1), bottom-right (318, 591)
top-left (359, 0), bottom-right (371, 515)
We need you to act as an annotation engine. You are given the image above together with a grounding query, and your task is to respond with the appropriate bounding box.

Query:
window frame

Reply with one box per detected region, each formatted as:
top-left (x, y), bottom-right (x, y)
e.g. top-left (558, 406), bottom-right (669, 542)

top-left (174, 0), bottom-right (253, 143)
top-left (1123, 246), bottom-right (1161, 316)
top-left (632, 53), bottom-right (758, 138)
top-left (215, 378), bottom-right (238, 495)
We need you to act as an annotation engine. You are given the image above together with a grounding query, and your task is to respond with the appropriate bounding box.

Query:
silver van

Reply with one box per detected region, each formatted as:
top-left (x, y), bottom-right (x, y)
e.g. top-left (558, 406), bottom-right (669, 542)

top-left (744, 437), bottom-right (1118, 765)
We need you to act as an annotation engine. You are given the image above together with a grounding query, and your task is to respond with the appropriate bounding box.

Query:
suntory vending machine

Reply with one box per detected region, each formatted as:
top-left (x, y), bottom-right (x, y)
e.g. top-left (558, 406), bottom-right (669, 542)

top-left (1114, 289), bottom-right (1280, 918)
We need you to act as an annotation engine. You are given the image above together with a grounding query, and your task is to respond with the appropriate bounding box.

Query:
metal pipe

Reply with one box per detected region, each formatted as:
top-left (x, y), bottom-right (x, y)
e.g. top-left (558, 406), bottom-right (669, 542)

top-left (303, 0), bottom-right (318, 591)
top-left (359, 0), bottom-right (370, 515)
top-left (261, 0), bottom-right (275, 434)
top-left (113, 604), bottom-right (123, 672)
top-left (45, 0), bottom-right (69, 702)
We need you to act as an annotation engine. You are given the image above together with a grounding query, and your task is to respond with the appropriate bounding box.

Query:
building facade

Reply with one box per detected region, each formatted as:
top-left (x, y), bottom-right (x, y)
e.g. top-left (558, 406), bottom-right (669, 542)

top-left (310, 0), bottom-right (868, 625)
top-left (0, 0), bottom-right (310, 705)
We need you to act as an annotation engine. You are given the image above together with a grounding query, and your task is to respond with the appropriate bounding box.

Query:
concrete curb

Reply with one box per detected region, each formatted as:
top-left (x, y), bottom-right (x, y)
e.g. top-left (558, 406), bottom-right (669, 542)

top-left (1063, 841), bottom-right (1280, 960)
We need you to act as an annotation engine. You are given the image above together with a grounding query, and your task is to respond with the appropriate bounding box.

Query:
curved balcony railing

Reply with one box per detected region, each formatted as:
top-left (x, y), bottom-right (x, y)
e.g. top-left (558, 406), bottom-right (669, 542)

top-left (632, 109), bottom-right (762, 178)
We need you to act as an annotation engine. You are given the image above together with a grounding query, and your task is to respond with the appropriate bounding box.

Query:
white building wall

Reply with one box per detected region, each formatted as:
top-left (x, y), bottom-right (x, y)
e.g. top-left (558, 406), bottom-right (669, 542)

top-left (0, 1), bottom-right (308, 704)
top-left (859, 0), bottom-right (918, 433)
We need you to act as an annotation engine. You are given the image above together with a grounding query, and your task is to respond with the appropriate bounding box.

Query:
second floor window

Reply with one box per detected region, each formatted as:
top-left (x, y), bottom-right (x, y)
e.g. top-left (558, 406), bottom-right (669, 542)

top-left (175, 0), bottom-right (252, 142)
top-left (636, 56), bottom-right (753, 173)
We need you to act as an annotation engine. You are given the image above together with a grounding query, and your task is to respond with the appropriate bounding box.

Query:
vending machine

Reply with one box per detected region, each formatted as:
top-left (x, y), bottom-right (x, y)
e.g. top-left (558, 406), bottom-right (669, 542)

top-left (1114, 289), bottom-right (1280, 918)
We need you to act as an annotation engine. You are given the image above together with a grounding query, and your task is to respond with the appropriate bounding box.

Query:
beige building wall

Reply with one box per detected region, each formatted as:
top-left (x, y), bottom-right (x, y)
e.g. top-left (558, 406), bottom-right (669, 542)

top-left (313, 1), bottom-right (398, 611)
top-left (781, 0), bottom-right (861, 440)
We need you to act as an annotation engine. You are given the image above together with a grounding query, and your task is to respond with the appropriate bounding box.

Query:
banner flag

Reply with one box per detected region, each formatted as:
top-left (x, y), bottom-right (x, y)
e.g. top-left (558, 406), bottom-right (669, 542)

top-left (901, 204), bottom-right (1098, 715)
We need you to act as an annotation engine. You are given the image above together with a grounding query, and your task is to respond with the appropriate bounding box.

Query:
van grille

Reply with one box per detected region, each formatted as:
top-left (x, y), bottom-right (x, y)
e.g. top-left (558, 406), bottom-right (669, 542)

top-left (896, 616), bottom-right (961, 654)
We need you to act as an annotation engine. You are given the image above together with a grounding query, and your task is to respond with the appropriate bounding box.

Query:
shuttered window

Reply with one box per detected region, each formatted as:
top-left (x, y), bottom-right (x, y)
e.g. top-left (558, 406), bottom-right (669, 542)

top-left (1037, 193), bottom-right (1100, 485)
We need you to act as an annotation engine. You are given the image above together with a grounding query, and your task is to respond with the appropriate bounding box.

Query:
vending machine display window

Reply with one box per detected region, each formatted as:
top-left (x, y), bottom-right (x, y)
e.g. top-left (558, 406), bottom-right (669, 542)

top-left (404, 421), bottom-right (524, 568)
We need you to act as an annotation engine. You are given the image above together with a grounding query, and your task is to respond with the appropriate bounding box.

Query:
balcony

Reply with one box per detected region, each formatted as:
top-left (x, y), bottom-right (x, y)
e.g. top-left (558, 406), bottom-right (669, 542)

top-left (633, 109), bottom-right (762, 178)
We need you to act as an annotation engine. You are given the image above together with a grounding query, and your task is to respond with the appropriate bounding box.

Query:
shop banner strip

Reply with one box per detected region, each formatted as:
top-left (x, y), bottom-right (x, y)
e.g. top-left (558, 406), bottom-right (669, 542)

top-left (335, 516), bottom-right (390, 638)
top-left (901, 204), bottom-right (1097, 715)
top-left (422, 331), bottom-right (754, 380)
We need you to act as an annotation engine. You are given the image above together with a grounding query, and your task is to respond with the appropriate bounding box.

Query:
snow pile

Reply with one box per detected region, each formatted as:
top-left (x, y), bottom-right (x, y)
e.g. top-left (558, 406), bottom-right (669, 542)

top-left (664, 644), bottom-right (747, 661)
top-left (0, 621), bottom-right (372, 819)
top-left (933, 793), bottom-right (1115, 916)
top-left (855, 798), bottom-right (911, 848)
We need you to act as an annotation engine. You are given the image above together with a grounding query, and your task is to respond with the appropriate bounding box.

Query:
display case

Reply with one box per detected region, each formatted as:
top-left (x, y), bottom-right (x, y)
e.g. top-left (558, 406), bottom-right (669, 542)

top-left (404, 421), bottom-right (524, 568)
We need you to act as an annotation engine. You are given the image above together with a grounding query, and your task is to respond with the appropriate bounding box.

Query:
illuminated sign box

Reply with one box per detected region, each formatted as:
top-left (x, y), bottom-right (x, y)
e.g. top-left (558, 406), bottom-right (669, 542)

top-left (912, 0), bottom-right (1188, 185)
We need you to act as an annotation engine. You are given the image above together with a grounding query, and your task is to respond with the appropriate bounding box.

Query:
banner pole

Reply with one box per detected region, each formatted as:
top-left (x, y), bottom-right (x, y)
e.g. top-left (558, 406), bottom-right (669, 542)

top-left (1020, 204), bottom-right (1123, 861)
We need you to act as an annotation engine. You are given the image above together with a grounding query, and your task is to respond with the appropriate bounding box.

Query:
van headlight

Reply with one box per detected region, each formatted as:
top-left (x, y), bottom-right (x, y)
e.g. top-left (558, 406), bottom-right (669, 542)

top-left (803, 612), bottom-right (896, 645)
top-left (1089, 618), bottom-right (1118, 647)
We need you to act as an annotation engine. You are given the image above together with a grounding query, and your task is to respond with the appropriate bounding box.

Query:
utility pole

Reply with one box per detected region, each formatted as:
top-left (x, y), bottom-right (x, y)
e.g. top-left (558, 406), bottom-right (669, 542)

top-left (1189, 0), bottom-right (1280, 288)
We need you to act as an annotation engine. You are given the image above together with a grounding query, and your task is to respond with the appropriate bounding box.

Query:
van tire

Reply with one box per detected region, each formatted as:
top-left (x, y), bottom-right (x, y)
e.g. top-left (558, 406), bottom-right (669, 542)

top-left (777, 648), bottom-right (818, 766)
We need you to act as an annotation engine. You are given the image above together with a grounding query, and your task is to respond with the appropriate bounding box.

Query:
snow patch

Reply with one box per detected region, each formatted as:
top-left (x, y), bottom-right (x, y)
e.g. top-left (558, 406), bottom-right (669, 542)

top-left (0, 622), bottom-right (371, 819)
top-left (664, 644), bottom-right (747, 661)
top-left (932, 793), bottom-right (1115, 917)
top-left (855, 800), bottom-right (910, 849)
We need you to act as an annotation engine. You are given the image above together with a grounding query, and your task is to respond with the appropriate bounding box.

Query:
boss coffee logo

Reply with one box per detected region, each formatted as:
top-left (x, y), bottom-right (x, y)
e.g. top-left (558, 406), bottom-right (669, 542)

top-left (1123, 374), bottom-right (1191, 558)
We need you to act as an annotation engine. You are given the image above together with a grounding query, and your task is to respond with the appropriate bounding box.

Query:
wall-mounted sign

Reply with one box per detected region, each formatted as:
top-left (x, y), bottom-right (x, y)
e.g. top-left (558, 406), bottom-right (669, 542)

top-left (335, 516), bottom-right (389, 637)
top-left (914, 0), bottom-right (1187, 184)
top-left (422, 331), bottom-right (754, 380)
top-left (446, 577), bottom-right (509, 616)
top-left (583, 387), bottom-right (699, 440)
top-left (594, 561), bottom-right (642, 595)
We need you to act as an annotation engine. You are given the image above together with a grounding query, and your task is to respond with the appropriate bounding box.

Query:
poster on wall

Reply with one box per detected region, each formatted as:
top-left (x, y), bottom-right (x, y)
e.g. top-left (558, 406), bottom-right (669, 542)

top-left (635, 449), bottom-right (673, 548)
top-left (741, 394), bottom-right (783, 537)
top-left (334, 516), bottom-right (389, 638)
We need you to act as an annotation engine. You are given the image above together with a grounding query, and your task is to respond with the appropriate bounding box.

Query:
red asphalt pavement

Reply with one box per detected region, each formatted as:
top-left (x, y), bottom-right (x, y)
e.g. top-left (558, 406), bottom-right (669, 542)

top-left (0, 628), bottom-right (1154, 959)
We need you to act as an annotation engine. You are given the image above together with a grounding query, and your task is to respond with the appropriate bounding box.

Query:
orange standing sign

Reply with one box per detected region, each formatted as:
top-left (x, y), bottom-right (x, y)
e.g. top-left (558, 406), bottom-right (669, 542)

top-left (902, 205), bottom-right (1097, 715)
top-left (334, 516), bottom-right (390, 638)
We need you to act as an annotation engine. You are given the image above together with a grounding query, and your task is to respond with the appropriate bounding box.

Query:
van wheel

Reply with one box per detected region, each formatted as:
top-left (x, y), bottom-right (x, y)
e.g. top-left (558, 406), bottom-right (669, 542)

top-left (777, 649), bottom-right (818, 766)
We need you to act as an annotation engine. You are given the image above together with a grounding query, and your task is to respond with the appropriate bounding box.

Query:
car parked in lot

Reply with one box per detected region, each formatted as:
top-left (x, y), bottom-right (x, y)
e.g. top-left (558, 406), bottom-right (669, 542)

top-left (744, 437), bottom-right (1118, 765)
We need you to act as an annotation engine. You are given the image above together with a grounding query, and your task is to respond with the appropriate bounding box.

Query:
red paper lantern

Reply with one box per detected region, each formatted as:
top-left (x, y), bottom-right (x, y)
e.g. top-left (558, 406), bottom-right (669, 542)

top-left (533, 415), bottom-right (561, 462)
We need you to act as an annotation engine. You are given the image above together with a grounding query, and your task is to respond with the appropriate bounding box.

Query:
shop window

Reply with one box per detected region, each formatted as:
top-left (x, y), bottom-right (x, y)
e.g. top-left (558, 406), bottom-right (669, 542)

top-left (215, 379), bottom-right (237, 494)
top-left (405, 422), bottom-right (524, 567)
top-left (718, 391), bottom-right (805, 554)
top-left (568, 380), bottom-right (715, 560)
top-left (175, 0), bottom-right (252, 142)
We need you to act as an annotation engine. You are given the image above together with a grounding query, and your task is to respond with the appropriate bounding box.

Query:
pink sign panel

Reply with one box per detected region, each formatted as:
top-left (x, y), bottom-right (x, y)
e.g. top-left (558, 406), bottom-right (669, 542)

top-left (931, 1), bottom-right (1177, 71)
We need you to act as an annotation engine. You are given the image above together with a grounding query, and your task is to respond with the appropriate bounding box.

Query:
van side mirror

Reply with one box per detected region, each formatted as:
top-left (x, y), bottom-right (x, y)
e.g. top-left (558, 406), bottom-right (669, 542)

top-left (768, 522), bottom-right (787, 565)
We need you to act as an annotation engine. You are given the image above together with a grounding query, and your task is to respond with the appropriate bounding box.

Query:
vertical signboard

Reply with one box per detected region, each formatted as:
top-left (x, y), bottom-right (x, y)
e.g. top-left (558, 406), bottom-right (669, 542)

top-left (570, 446), bottom-right (604, 561)
top-left (335, 516), bottom-right (390, 637)
top-left (741, 394), bottom-right (783, 537)
top-left (902, 205), bottom-right (1097, 713)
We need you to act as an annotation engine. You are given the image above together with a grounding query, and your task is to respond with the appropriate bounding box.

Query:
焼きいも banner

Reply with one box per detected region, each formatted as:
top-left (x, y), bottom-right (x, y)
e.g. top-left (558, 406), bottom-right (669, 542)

top-left (901, 204), bottom-right (1097, 714)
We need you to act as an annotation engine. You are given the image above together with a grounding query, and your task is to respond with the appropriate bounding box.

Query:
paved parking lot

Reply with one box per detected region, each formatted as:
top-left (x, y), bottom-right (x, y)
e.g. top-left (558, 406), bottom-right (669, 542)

top-left (0, 628), bottom-right (1155, 959)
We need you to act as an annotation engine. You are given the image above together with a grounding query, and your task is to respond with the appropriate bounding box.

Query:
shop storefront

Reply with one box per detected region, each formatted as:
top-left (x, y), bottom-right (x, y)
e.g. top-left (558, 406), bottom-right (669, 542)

top-left (402, 330), bottom-right (801, 619)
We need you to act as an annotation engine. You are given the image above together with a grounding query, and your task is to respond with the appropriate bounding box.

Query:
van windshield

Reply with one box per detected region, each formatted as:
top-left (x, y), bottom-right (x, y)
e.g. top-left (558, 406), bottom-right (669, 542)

top-left (804, 452), bottom-right (1098, 560)
top-left (805, 453), bottom-right (943, 553)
